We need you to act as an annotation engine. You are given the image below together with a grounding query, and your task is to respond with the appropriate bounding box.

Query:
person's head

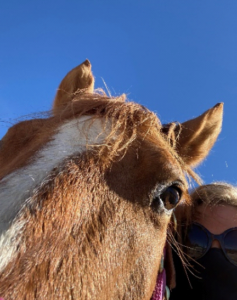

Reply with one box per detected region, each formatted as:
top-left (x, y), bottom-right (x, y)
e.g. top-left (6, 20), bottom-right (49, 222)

top-left (191, 182), bottom-right (237, 238)
top-left (182, 182), bottom-right (237, 300)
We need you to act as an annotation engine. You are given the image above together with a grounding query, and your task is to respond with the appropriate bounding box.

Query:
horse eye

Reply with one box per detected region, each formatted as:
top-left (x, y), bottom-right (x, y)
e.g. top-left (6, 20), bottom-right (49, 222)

top-left (151, 185), bottom-right (182, 213)
top-left (160, 186), bottom-right (182, 210)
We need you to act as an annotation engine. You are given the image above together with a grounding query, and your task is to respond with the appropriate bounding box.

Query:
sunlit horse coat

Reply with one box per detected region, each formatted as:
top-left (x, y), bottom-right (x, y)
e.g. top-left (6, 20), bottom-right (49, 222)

top-left (0, 60), bottom-right (223, 299)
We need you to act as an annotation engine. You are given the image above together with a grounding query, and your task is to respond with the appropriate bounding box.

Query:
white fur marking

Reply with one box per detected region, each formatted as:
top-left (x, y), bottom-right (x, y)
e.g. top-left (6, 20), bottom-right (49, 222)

top-left (0, 116), bottom-right (109, 271)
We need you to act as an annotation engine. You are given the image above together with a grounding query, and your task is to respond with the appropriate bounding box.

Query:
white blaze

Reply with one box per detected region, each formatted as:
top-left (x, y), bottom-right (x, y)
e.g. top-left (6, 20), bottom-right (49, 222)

top-left (0, 116), bottom-right (108, 271)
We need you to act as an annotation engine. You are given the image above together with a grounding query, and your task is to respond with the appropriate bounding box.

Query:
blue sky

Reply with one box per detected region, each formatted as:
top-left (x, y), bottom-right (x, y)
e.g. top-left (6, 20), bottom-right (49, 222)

top-left (0, 1), bottom-right (237, 184)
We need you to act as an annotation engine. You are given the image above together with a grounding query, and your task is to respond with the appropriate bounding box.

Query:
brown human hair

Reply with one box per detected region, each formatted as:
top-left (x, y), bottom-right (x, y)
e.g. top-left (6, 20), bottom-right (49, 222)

top-left (191, 182), bottom-right (237, 208)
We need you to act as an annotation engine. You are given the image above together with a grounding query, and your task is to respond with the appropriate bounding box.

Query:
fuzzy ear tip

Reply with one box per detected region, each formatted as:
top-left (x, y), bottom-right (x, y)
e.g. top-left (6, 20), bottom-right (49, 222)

top-left (212, 102), bottom-right (224, 119)
top-left (214, 102), bottom-right (224, 109)
top-left (83, 59), bottom-right (91, 68)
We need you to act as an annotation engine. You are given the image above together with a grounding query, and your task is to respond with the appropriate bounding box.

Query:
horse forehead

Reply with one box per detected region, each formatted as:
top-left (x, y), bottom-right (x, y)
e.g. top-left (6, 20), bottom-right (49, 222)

top-left (0, 115), bottom-right (105, 177)
top-left (0, 116), bottom-right (110, 234)
top-left (0, 113), bottom-right (182, 182)
top-left (138, 138), bottom-right (186, 184)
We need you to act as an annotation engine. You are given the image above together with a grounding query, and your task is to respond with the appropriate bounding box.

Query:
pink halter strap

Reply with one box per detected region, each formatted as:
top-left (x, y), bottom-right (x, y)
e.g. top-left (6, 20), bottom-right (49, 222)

top-left (152, 248), bottom-right (167, 300)
top-left (152, 268), bottom-right (166, 300)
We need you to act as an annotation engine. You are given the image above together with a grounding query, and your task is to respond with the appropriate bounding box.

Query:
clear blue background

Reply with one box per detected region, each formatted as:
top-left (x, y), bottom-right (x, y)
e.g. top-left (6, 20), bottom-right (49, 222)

top-left (0, 1), bottom-right (237, 185)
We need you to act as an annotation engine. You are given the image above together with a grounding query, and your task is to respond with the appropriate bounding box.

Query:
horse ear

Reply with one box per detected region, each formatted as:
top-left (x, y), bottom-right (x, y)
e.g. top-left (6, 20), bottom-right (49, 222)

top-left (53, 59), bottom-right (94, 111)
top-left (175, 103), bottom-right (223, 167)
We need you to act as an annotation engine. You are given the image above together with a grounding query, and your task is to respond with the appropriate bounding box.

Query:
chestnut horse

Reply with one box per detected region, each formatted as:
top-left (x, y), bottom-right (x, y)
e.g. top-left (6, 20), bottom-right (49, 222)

top-left (0, 60), bottom-right (223, 299)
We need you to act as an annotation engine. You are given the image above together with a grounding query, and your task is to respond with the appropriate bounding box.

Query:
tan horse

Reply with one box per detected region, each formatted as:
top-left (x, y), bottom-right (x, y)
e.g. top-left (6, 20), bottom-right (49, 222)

top-left (0, 60), bottom-right (223, 299)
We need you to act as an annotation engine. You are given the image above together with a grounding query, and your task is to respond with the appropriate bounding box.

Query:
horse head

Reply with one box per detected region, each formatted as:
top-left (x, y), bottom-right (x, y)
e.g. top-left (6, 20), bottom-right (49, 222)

top-left (0, 60), bottom-right (223, 299)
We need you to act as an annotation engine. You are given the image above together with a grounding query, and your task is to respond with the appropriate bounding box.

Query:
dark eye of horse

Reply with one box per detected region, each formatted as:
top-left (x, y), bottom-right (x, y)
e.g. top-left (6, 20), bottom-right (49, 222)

top-left (151, 185), bottom-right (182, 213)
top-left (160, 186), bottom-right (182, 210)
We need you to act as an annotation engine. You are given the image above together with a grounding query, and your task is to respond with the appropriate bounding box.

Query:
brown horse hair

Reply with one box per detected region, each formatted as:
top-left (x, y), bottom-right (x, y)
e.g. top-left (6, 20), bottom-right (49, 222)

top-left (53, 91), bottom-right (201, 185)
